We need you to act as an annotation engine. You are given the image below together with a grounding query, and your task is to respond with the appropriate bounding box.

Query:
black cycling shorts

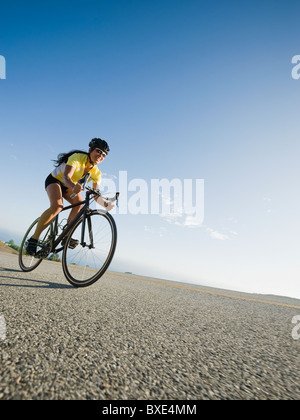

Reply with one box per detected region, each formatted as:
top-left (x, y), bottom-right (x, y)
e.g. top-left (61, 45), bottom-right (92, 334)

top-left (45, 173), bottom-right (69, 195)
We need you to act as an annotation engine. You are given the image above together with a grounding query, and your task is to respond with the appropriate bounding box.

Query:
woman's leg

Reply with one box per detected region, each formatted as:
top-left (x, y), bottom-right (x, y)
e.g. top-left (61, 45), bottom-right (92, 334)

top-left (63, 189), bottom-right (83, 224)
top-left (58, 189), bottom-right (84, 247)
top-left (32, 183), bottom-right (64, 240)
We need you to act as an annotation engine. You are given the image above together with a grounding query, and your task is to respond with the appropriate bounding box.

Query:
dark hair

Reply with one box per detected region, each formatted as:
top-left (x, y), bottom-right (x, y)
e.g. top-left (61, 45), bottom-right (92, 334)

top-left (53, 150), bottom-right (89, 167)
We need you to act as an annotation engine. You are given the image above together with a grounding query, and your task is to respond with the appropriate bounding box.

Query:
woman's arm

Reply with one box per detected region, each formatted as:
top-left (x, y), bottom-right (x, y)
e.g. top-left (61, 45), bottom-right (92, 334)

top-left (93, 182), bottom-right (114, 211)
top-left (63, 165), bottom-right (83, 194)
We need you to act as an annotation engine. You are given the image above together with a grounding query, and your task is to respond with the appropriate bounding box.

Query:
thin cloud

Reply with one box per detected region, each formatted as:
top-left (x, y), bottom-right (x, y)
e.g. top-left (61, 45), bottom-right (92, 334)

top-left (159, 194), bottom-right (203, 228)
top-left (209, 229), bottom-right (229, 240)
top-left (160, 212), bottom-right (203, 229)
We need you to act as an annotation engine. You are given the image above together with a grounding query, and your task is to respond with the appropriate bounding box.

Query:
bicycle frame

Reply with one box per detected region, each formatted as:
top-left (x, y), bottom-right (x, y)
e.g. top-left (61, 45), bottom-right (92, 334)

top-left (34, 186), bottom-right (119, 259)
top-left (48, 189), bottom-right (94, 255)
top-left (19, 183), bottom-right (119, 285)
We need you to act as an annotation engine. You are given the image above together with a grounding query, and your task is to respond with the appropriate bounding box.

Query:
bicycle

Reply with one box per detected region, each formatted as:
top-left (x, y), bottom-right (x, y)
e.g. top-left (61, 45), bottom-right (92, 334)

top-left (19, 186), bottom-right (119, 288)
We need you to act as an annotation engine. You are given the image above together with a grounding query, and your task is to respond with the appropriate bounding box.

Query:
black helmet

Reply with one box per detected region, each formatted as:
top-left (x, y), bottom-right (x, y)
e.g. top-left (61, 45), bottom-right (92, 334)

top-left (89, 138), bottom-right (110, 154)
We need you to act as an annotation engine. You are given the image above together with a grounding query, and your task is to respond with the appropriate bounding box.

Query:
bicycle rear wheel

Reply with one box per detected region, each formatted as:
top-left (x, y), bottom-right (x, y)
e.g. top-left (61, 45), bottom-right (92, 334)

top-left (19, 218), bottom-right (52, 271)
top-left (62, 210), bottom-right (117, 287)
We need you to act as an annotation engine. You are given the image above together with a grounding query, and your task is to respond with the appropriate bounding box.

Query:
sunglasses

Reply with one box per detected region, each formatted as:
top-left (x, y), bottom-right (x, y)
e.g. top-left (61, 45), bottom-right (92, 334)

top-left (94, 148), bottom-right (107, 158)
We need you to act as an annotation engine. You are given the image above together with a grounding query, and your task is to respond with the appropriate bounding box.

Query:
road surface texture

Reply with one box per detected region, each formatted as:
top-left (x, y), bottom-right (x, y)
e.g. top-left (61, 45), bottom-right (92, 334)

top-left (0, 251), bottom-right (300, 400)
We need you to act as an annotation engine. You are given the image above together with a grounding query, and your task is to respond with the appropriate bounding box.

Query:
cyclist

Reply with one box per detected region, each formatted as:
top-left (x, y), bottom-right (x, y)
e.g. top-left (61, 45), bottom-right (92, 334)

top-left (26, 138), bottom-right (114, 255)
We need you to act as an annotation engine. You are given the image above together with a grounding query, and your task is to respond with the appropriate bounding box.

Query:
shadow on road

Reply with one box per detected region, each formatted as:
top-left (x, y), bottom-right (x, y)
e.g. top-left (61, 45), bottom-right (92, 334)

top-left (0, 267), bottom-right (73, 289)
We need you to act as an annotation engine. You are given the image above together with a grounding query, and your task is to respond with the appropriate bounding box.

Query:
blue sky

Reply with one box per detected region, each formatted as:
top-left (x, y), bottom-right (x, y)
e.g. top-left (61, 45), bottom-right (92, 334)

top-left (1, 0), bottom-right (300, 298)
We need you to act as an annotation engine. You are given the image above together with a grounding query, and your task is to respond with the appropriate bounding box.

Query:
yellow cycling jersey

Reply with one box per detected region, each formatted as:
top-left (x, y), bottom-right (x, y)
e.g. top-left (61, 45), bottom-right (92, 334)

top-left (51, 153), bottom-right (102, 185)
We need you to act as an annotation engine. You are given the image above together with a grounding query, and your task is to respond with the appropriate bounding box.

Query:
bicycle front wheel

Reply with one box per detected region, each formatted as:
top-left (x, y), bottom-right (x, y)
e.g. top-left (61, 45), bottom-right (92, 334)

top-left (62, 210), bottom-right (117, 287)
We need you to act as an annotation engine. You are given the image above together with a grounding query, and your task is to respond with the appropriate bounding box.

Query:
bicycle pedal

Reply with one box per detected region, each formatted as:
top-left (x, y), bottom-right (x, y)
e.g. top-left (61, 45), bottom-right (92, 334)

top-left (62, 237), bottom-right (79, 249)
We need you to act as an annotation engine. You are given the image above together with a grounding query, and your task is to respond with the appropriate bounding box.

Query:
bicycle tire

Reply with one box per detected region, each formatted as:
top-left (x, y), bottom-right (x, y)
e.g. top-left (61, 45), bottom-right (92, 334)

top-left (62, 210), bottom-right (117, 287)
top-left (19, 218), bottom-right (44, 272)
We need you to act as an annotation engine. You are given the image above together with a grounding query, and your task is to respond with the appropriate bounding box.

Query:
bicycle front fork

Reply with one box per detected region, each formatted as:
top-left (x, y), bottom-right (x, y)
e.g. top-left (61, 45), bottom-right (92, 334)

top-left (80, 210), bottom-right (95, 249)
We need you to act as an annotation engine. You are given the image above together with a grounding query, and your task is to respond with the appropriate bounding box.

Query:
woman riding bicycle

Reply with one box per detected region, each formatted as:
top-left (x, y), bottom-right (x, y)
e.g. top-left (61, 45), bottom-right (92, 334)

top-left (26, 138), bottom-right (114, 255)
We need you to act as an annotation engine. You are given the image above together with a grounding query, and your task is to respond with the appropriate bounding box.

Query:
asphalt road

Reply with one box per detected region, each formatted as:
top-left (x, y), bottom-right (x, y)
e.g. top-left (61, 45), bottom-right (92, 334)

top-left (0, 251), bottom-right (300, 400)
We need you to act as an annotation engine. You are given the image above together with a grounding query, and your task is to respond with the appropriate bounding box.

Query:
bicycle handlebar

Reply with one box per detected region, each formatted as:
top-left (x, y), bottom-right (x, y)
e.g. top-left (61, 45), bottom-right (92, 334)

top-left (85, 186), bottom-right (120, 204)
top-left (70, 185), bottom-right (119, 206)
